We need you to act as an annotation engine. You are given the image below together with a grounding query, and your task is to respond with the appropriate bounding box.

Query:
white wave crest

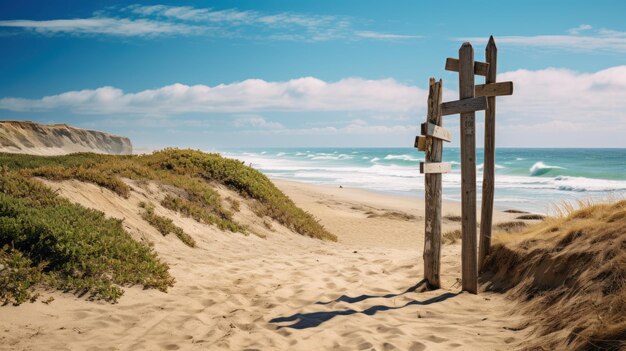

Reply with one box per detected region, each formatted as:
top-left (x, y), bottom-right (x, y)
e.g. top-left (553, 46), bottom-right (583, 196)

top-left (383, 154), bottom-right (419, 161)
top-left (529, 161), bottom-right (564, 176)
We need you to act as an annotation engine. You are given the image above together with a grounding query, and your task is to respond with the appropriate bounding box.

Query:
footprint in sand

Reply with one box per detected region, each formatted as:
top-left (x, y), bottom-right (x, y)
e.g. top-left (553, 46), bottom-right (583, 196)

top-left (408, 342), bottom-right (427, 351)
top-left (425, 335), bottom-right (448, 343)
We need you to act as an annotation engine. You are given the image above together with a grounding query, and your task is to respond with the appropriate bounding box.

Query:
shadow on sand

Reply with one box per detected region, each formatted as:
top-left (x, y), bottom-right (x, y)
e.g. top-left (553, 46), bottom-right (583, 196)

top-left (269, 281), bottom-right (459, 330)
top-left (315, 279), bottom-right (428, 305)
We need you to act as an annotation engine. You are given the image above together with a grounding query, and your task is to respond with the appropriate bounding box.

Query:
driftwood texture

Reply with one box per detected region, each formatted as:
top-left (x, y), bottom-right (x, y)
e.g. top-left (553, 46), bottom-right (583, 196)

top-left (479, 36), bottom-right (498, 269)
top-left (423, 78), bottom-right (444, 288)
top-left (458, 43), bottom-right (478, 294)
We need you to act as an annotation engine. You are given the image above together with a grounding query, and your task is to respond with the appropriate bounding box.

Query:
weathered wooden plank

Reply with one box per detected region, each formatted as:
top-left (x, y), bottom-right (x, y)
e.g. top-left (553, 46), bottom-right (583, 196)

top-left (479, 36), bottom-right (498, 270)
top-left (445, 57), bottom-right (490, 76)
top-left (421, 122), bottom-right (452, 142)
top-left (420, 161), bottom-right (451, 174)
top-left (423, 78), bottom-right (444, 288)
top-left (459, 42), bottom-right (478, 294)
top-left (414, 135), bottom-right (427, 151)
top-left (475, 81), bottom-right (513, 97)
top-left (441, 96), bottom-right (488, 116)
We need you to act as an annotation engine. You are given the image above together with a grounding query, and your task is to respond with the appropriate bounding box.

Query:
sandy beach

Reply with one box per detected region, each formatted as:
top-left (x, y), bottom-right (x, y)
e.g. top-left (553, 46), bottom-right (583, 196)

top-left (0, 178), bottom-right (531, 351)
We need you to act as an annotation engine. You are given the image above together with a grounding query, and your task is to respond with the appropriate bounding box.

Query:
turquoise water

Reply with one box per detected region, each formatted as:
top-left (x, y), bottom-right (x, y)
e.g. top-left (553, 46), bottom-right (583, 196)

top-left (220, 148), bottom-right (626, 214)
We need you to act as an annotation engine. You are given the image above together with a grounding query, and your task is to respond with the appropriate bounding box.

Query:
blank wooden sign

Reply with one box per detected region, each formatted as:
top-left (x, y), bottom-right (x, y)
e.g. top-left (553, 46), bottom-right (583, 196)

top-left (421, 122), bottom-right (452, 142)
top-left (475, 81), bottom-right (513, 97)
top-left (441, 96), bottom-right (488, 116)
top-left (420, 162), bottom-right (451, 174)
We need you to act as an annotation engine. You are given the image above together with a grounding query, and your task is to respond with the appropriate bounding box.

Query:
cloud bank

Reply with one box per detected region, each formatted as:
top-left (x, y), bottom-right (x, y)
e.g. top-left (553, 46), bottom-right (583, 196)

top-left (1, 66), bottom-right (625, 145)
top-left (0, 77), bottom-right (426, 115)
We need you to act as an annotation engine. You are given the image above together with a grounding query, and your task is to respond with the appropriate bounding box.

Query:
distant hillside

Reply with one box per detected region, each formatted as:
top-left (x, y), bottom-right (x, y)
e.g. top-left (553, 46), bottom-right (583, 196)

top-left (0, 121), bottom-right (132, 155)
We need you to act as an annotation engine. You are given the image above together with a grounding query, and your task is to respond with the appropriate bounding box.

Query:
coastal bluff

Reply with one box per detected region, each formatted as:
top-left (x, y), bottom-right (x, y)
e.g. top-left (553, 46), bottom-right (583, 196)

top-left (0, 120), bottom-right (132, 155)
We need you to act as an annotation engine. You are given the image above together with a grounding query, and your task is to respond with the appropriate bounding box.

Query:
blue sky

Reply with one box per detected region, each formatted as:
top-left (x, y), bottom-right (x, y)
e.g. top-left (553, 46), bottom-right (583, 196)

top-left (1, 0), bottom-right (626, 149)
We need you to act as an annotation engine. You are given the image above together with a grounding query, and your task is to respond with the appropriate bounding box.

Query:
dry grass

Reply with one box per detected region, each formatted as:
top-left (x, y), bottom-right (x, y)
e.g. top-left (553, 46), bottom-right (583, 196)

top-left (442, 229), bottom-right (462, 244)
top-left (493, 221), bottom-right (528, 233)
top-left (481, 200), bottom-right (626, 351)
top-left (225, 196), bottom-right (240, 212)
top-left (516, 214), bottom-right (545, 220)
top-left (444, 214), bottom-right (462, 222)
top-left (365, 210), bottom-right (418, 221)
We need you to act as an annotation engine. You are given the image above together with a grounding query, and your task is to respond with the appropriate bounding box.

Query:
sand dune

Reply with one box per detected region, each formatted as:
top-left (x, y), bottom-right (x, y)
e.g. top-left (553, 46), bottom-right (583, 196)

top-left (0, 179), bottom-right (530, 350)
top-left (0, 121), bottom-right (132, 155)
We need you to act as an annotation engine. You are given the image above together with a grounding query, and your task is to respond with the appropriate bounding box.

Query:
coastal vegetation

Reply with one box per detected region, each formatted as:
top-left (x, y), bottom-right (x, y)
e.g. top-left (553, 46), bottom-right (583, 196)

top-left (0, 149), bottom-right (334, 305)
top-left (483, 200), bottom-right (626, 351)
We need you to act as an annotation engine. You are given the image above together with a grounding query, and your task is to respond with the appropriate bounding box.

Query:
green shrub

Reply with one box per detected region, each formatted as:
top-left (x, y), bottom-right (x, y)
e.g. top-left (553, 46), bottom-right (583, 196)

top-left (139, 202), bottom-right (196, 247)
top-left (161, 195), bottom-right (243, 233)
top-left (0, 174), bottom-right (174, 303)
top-left (23, 165), bottom-right (130, 198)
top-left (0, 149), bottom-right (335, 240)
top-left (0, 248), bottom-right (42, 305)
top-left (143, 149), bottom-right (336, 241)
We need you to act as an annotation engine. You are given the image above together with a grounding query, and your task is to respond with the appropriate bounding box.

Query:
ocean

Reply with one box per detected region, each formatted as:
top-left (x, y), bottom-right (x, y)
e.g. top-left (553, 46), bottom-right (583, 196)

top-left (220, 148), bottom-right (626, 214)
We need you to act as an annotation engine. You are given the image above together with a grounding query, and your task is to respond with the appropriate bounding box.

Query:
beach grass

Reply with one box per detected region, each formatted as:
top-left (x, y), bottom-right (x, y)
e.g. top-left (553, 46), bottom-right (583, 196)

top-left (483, 200), bottom-right (626, 351)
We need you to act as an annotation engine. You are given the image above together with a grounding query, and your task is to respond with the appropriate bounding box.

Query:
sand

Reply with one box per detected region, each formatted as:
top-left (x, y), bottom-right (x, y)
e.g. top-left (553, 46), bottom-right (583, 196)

top-left (0, 179), bottom-right (530, 351)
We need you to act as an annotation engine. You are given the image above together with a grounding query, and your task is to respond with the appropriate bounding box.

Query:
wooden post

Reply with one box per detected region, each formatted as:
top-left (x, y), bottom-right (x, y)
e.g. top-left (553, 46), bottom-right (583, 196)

top-left (479, 36), bottom-right (497, 269)
top-left (458, 43), bottom-right (478, 294)
top-left (423, 78), bottom-right (444, 288)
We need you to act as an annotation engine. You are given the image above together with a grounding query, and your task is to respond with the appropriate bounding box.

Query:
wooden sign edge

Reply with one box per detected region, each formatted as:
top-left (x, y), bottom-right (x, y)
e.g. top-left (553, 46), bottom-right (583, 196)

top-left (440, 96), bottom-right (488, 116)
top-left (445, 58), bottom-right (490, 76)
top-left (420, 161), bottom-right (451, 174)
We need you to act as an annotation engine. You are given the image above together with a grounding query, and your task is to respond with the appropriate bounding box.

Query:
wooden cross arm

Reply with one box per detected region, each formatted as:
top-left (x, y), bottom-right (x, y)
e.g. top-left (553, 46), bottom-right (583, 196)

top-left (420, 162), bottom-right (451, 174)
top-left (445, 58), bottom-right (490, 76)
top-left (421, 122), bottom-right (452, 142)
top-left (475, 81), bottom-right (513, 97)
top-left (440, 96), bottom-right (488, 116)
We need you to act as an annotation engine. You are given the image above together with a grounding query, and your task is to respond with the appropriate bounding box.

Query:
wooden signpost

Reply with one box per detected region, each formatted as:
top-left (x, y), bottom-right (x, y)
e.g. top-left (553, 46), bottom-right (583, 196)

top-left (418, 78), bottom-right (446, 288)
top-left (414, 36), bottom-right (513, 294)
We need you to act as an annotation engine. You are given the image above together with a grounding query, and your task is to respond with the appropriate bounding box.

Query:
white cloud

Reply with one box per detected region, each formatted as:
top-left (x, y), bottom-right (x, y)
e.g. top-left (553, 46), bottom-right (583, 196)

top-left (0, 77), bottom-right (426, 114)
top-left (459, 26), bottom-right (626, 52)
top-left (0, 4), bottom-right (418, 41)
top-left (129, 5), bottom-right (332, 28)
top-left (355, 31), bottom-right (420, 40)
top-left (0, 18), bottom-right (201, 37)
top-left (250, 119), bottom-right (415, 136)
top-left (567, 24), bottom-right (592, 35)
top-left (233, 116), bottom-right (284, 129)
top-left (497, 66), bottom-right (626, 123)
top-left (491, 66), bottom-right (626, 146)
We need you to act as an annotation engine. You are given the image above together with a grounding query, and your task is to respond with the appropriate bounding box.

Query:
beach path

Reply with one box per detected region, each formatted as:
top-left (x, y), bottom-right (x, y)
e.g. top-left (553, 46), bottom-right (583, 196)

top-left (0, 179), bottom-right (528, 351)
